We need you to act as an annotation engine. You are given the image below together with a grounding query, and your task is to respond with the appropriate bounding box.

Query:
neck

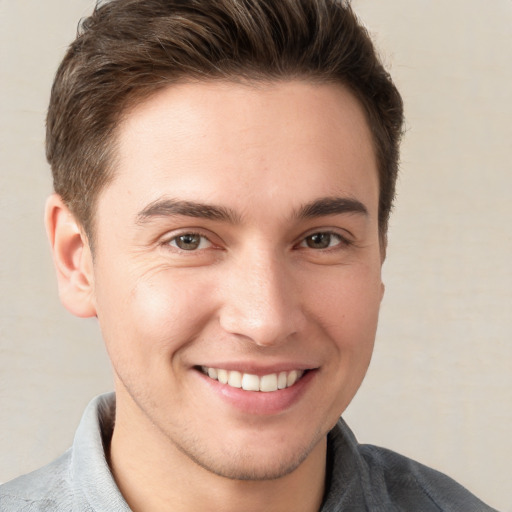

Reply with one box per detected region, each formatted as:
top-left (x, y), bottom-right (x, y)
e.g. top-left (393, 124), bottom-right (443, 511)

top-left (109, 394), bottom-right (327, 512)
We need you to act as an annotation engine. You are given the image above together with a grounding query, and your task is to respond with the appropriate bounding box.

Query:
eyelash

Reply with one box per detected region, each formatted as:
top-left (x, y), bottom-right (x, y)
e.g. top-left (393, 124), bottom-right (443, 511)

top-left (163, 230), bottom-right (353, 253)
top-left (165, 232), bottom-right (213, 252)
top-left (297, 231), bottom-right (353, 251)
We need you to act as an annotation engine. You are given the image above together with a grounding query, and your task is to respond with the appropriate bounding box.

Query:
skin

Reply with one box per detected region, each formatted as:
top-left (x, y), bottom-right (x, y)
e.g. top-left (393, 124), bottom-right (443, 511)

top-left (47, 80), bottom-right (384, 512)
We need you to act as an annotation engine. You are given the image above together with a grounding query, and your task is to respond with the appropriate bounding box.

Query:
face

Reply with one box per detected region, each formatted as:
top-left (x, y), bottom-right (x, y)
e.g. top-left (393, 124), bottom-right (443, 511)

top-left (88, 80), bottom-right (383, 480)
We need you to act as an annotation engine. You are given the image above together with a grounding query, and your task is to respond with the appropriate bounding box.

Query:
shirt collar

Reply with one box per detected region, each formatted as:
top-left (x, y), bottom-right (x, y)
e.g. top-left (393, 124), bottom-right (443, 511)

top-left (71, 393), bottom-right (131, 511)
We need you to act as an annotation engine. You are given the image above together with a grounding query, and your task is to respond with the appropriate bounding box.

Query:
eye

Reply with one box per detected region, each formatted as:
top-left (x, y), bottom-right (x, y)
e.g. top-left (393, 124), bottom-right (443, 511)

top-left (300, 232), bottom-right (346, 250)
top-left (167, 233), bottom-right (212, 251)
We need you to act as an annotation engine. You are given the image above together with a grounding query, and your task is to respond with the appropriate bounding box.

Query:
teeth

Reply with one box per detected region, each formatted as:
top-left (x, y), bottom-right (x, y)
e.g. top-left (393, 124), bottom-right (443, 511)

top-left (201, 367), bottom-right (305, 392)
top-left (287, 370), bottom-right (299, 387)
top-left (228, 370), bottom-right (242, 388)
top-left (241, 373), bottom-right (260, 391)
top-left (260, 373), bottom-right (278, 392)
top-left (217, 369), bottom-right (228, 385)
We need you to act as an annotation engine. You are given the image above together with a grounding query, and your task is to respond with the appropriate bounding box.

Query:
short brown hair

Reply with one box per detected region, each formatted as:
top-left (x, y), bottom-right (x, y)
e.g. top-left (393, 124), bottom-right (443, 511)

top-left (47, 0), bottom-right (403, 243)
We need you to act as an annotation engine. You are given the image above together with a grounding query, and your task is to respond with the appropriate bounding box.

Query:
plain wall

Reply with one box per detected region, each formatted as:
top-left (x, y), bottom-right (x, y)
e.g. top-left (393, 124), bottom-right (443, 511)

top-left (0, 1), bottom-right (510, 510)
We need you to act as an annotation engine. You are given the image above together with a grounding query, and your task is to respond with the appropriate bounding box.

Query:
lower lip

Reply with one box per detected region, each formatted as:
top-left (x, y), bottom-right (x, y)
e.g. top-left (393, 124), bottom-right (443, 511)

top-left (196, 369), bottom-right (316, 416)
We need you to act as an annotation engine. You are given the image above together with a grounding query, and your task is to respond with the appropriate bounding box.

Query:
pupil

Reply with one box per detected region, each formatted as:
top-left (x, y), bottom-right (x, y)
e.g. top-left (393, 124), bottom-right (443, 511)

top-left (308, 233), bottom-right (330, 249)
top-left (177, 234), bottom-right (200, 250)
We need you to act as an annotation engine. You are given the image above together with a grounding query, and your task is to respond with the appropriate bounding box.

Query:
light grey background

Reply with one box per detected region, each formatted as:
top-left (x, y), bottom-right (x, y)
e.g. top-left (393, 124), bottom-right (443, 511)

top-left (1, 1), bottom-right (511, 510)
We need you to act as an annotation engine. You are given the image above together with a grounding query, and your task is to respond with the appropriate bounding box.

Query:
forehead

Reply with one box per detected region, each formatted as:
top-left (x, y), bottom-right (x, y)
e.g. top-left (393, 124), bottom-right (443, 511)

top-left (100, 80), bottom-right (378, 223)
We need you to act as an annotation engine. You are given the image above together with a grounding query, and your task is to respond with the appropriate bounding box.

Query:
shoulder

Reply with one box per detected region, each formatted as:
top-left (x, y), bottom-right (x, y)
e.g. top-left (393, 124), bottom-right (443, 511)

top-left (359, 444), bottom-right (498, 511)
top-left (0, 393), bottom-right (122, 512)
top-left (325, 420), bottom-right (497, 511)
top-left (0, 450), bottom-right (75, 511)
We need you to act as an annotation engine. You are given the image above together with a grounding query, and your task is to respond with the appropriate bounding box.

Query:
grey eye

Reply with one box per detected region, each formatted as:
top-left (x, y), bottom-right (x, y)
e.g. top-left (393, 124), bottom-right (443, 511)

top-left (171, 233), bottom-right (203, 251)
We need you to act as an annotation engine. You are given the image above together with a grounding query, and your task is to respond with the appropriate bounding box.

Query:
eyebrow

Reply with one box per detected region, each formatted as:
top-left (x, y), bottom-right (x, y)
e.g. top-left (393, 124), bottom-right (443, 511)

top-left (136, 198), bottom-right (240, 224)
top-left (136, 195), bottom-right (368, 225)
top-left (295, 196), bottom-right (368, 219)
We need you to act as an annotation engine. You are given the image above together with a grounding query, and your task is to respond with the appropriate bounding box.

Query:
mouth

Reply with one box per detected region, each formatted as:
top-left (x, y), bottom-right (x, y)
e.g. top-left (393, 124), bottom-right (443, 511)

top-left (198, 366), bottom-right (307, 392)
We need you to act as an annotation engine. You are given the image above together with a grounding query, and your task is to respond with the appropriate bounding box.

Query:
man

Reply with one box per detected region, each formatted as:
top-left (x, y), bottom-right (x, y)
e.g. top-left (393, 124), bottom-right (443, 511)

top-left (0, 0), bottom-right (497, 510)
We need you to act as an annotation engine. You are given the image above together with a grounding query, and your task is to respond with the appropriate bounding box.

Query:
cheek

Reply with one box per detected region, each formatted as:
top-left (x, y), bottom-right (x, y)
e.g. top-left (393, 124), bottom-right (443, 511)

top-left (95, 266), bottom-right (218, 361)
top-left (311, 263), bottom-right (382, 326)
top-left (307, 263), bottom-right (382, 370)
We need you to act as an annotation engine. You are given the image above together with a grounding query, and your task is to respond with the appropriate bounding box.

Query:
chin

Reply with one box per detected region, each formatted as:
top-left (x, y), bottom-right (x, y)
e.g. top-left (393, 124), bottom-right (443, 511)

top-left (189, 447), bottom-right (312, 481)
top-left (177, 426), bottom-right (327, 482)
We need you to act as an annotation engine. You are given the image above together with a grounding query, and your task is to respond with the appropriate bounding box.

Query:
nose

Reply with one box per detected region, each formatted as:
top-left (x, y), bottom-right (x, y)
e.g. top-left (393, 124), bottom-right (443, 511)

top-left (218, 250), bottom-right (304, 347)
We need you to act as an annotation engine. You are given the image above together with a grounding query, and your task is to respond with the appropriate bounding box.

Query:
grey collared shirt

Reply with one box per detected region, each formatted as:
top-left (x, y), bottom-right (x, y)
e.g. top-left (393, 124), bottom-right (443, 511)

top-left (0, 393), bottom-right (498, 511)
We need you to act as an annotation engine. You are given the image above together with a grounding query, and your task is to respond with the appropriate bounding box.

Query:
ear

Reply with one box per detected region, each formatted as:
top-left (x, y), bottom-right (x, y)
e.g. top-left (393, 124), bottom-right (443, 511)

top-left (379, 234), bottom-right (386, 302)
top-left (379, 232), bottom-right (388, 263)
top-left (45, 194), bottom-right (97, 318)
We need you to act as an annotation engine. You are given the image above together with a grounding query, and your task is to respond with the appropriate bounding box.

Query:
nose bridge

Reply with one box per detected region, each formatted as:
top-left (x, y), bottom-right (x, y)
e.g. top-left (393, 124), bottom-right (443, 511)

top-left (219, 245), bottom-right (300, 346)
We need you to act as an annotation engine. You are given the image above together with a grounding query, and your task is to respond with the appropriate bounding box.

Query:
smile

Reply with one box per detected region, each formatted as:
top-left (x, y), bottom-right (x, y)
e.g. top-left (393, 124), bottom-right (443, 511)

top-left (200, 366), bottom-right (306, 392)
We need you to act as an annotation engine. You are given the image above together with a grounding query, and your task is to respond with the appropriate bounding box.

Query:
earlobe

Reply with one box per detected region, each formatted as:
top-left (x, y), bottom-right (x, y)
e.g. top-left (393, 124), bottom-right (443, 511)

top-left (45, 194), bottom-right (97, 318)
